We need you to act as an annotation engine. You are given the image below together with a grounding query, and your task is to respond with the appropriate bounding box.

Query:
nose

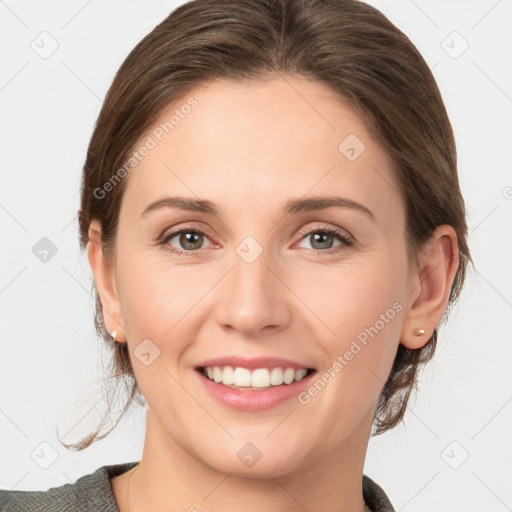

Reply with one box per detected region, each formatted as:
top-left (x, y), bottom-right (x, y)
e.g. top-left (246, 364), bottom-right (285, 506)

top-left (214, 242), bottom-right (292, 337)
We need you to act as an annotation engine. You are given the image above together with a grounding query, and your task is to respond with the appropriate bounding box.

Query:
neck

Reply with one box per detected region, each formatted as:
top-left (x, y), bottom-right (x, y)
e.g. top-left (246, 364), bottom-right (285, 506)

top-left (122, 407), bottom-right (374, 512)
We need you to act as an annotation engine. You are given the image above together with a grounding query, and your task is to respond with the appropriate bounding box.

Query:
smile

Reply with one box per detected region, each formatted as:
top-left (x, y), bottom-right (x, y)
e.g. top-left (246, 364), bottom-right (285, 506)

top-left (199, 365), bottom-right (315, 389)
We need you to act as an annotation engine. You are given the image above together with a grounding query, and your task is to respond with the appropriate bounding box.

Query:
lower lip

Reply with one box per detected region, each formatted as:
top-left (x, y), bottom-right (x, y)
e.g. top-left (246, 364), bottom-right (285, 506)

top-left (195, 369), bottom-right (316, 411)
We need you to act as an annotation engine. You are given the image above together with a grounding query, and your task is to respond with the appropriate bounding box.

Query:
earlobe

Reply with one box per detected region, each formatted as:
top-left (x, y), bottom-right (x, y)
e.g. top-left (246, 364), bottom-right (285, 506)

top-left (87, 219), bottom-right (126, 342)
top-left (400, 225), bottom-right (460, 350)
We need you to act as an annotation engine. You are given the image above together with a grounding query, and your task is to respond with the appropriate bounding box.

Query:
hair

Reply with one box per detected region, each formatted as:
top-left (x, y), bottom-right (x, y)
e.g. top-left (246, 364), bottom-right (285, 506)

top-left (63, 0), bottom-right (472, 450)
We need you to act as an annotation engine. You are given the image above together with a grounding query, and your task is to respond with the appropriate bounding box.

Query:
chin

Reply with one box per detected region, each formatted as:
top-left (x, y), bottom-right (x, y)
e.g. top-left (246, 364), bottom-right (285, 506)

top-left (195, 440), bottom-right (310, 479)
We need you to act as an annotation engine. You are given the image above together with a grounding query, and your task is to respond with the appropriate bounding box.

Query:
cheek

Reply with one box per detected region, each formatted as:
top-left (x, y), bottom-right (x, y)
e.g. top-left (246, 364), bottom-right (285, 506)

top-left (117, 251), bottom-right (215, 350)
top-left (116, 255), bottom-right (211, 408)
top-left (290, 255), bottom-right (407, 394)
top-left (293, 259), bottom-right (405, 338)
top-left (290, 260), bottom-right (406, 426)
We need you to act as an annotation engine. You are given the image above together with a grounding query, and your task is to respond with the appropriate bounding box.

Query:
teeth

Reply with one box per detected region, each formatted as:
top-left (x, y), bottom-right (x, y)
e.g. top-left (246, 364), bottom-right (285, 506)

top-left (234, 367), bottom-right (251, 387)
top-left (213, 366), bottom-right (222, 383)
top-left (252, 368), bottom-right (270, 387)
top-left (201, 366), bottom-right (310, 388)
top-left (283, 368), bottom-right (296, 384)
top-left (221, 365), bottom-right (235, 385)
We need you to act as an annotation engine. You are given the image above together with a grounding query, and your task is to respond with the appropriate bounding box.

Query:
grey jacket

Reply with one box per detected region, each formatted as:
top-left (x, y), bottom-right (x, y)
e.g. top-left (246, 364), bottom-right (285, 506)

top-left (0, 461), bottom-right (395, 511)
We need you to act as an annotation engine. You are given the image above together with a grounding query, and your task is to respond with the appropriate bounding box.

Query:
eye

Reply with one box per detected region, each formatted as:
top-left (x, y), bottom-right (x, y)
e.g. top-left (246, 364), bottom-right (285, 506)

top-left (295, 226), bottom-right (353, 254)
top-left (159, 224), bottom-right (354, 257)
top-left (160, 226), bottom-right (213, 256)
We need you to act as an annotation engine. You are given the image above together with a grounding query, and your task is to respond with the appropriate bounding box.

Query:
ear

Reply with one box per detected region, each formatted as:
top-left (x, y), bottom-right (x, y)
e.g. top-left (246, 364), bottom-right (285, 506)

top-left (87, 219), bottom-right (126, 342)
top-left (400, 225), bottom-right (460, 349)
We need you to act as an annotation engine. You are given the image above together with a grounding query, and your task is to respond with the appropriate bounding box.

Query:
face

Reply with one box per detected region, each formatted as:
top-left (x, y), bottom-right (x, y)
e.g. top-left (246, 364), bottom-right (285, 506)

top-left (99, 75), bottom-right (417, 477)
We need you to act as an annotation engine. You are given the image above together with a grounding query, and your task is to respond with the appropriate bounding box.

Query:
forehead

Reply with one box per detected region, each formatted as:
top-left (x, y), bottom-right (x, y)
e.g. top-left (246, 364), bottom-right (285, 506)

top-left (120, 75), bottom-right (401, 223)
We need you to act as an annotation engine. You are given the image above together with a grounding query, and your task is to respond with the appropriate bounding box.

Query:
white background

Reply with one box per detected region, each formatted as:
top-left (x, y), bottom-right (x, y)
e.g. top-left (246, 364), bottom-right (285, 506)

top-left (1, 1), bottom-right (511, 510)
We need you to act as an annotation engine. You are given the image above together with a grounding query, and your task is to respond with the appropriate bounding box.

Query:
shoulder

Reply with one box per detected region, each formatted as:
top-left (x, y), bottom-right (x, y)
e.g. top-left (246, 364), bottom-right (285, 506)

top-left (0, 461), bottom-right (139, 512)
top-left (363, 474), bottom-right (395, 512)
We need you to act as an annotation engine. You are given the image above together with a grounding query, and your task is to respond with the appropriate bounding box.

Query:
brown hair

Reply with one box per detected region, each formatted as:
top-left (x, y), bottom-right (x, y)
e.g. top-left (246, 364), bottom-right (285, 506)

top-left (65, 0), bottom-right (472, 450)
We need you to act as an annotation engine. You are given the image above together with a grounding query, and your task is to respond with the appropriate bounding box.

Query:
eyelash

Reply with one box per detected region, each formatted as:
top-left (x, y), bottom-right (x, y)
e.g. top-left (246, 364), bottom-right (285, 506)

top-left (159, 224), bottom-right (354, 257)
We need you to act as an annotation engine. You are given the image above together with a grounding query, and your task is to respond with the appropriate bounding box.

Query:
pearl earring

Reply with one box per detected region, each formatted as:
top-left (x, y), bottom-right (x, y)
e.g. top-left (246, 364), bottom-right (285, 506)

top-left (415, 329), bottom-right (425, 336)
top-left (111, 330), bottom-right (118, 342)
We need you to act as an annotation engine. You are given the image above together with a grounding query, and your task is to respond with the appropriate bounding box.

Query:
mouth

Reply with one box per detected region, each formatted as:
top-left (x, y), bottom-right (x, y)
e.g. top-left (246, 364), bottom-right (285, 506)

top-left (195, 365), bottom-right (317, 391)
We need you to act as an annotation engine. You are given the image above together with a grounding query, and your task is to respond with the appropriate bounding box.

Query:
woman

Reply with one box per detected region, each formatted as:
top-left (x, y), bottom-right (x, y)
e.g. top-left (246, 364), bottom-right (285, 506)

top-left (1, 0), bottom-right (470, 511)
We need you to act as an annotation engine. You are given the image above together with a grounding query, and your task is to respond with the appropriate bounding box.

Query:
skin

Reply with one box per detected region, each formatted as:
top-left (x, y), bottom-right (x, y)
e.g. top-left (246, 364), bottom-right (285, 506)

top-left (88, 74), bottom-right (459, 512)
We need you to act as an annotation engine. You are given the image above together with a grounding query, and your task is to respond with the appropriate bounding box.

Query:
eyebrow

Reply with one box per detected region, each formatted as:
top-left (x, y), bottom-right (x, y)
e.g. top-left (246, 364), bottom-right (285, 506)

top-left (140, 195), bottom-right (375, 221)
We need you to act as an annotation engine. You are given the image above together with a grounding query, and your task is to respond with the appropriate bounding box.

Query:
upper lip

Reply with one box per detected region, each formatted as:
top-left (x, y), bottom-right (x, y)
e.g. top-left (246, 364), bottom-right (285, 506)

top-left (196, 356), bottom-right (315, 371)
